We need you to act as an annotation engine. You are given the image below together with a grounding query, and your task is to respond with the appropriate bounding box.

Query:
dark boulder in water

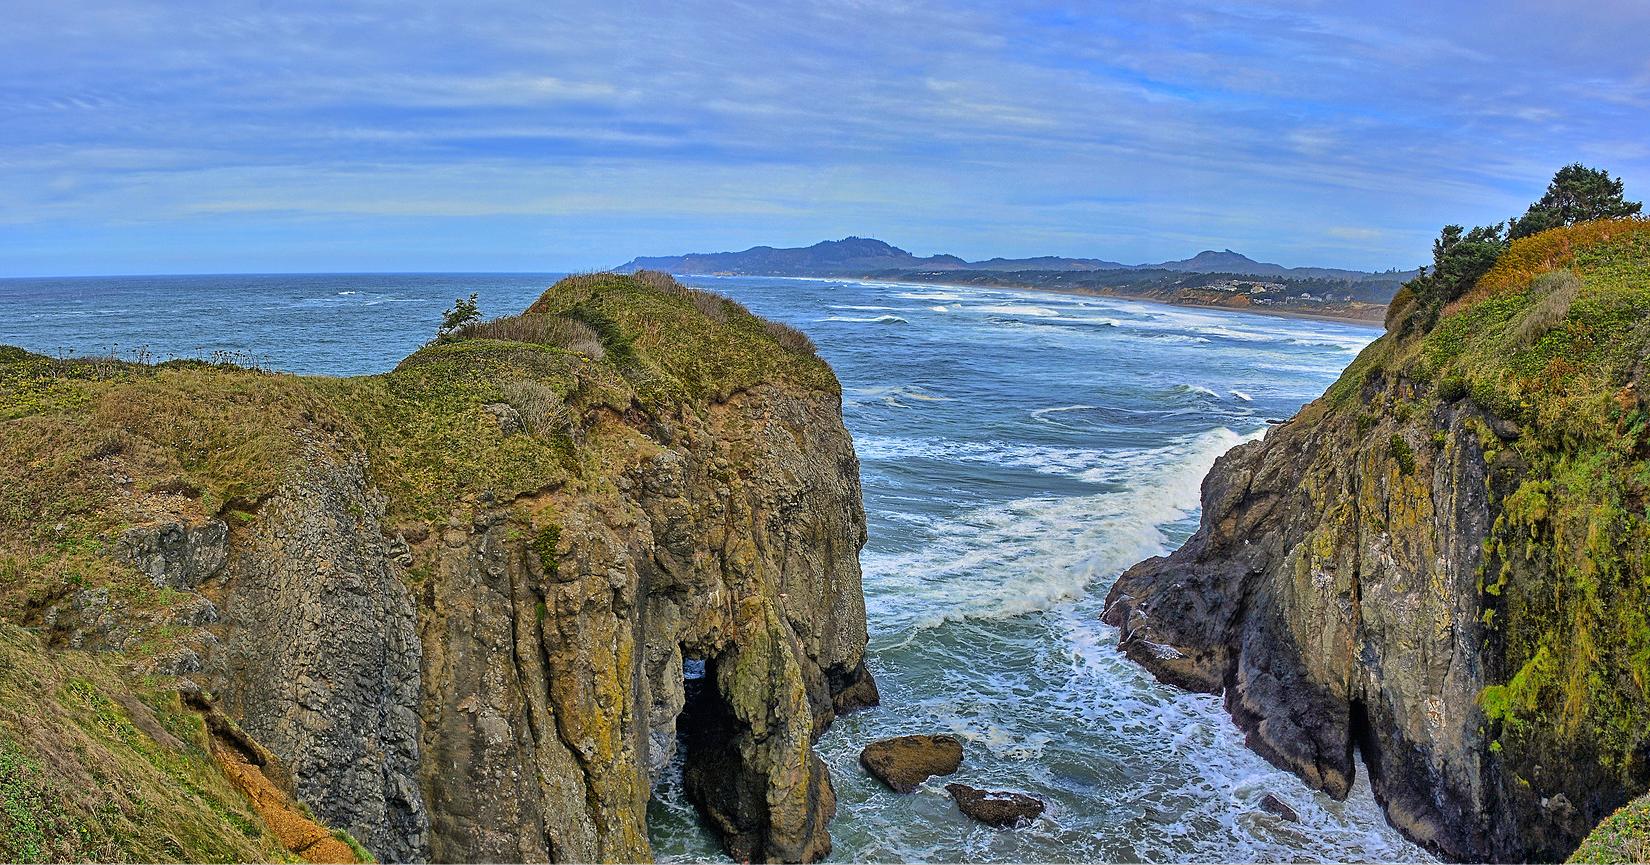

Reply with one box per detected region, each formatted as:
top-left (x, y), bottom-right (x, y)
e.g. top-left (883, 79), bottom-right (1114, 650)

top-left (1260, 793), bottom-right (1300, 822)
top-left (859, 734), bottom-right (963, 793)
top-left (946, 783), bottom-right (1045, 827)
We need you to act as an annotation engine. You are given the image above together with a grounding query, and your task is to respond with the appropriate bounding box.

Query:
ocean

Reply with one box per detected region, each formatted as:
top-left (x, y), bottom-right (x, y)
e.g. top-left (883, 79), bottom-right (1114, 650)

top-left (0, 272), bottom-right (1428, 863)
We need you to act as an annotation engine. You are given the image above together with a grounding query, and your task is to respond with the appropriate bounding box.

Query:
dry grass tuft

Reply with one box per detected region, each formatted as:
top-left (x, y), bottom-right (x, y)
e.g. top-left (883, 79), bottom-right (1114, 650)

top-left (763, 320), bottom-right (819, 358)
top-left (500, 378), bottom-right (576, 439)
top-left (630, 269), bottom-right (679, 292)
top-left (1509, 270), bottom-right (1581, 347)
top-left (451, 314), bottom-right (605, 358)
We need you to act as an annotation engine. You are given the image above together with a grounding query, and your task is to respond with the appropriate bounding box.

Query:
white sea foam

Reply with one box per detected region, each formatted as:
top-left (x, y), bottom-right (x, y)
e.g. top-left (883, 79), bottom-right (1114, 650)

top-left (974, 303), bottom-right (1062, 317)
top-left (1230, 390), bottom-right (1254, 401)
top-left (1288, 334), bottom-right (1376, 353)
top-left (1132, 332), bottom-right (1213, 345)
top-left (845, 384), bottom-right (954, 409)
top-left (1178, 384), bottom-right (1223, 400)
top-left (855, 435), bottom-right (1111, 478)
top-left (893, 290), bottom-right (964, 301)
top-left (1191, 325), bottom-right (1277, 342)
top-left (1064, 316), bottom-right (1122, 327)
top-left (863, 426), bottom-right (1258, 632)
top-left (821, 314), bottom-right (908, 324)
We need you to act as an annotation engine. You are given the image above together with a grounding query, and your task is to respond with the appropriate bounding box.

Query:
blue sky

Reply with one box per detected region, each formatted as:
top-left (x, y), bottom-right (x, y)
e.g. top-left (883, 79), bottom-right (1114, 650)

top-left (3, 0), bottom-right (1648, 276)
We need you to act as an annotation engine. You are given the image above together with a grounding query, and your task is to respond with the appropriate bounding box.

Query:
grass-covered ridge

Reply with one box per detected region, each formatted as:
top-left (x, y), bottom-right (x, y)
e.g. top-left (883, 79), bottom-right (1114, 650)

top-left (1318, 218), bottom-right (1650, 852)
top-left (0, 624), bottom-right (292, 863)
top-left (0, 272), bottom-right (832, 858)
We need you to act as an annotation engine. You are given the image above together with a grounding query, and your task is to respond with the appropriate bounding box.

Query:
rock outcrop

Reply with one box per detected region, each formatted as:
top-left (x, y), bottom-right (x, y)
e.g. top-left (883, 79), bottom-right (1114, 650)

top-left (1259, 793), bottom-right (1299, 823)
top-left (0, 272), bottom-right (877, 863)
top-left (1104, 220), bottom-right (1650, 862)
top-left (945, 784), bottom-right (1044, 827)
top-left (859, 734), bottom-right (964, 793)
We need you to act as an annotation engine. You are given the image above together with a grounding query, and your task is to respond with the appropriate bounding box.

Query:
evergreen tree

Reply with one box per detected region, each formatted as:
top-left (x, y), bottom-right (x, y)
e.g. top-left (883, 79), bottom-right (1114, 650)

top-left (1509, 163), bottom-right (1642, 239)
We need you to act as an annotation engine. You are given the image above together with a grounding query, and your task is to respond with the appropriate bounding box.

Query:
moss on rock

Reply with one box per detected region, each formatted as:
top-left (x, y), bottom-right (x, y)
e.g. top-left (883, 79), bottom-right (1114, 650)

top-left (0, 271), bottom-right (866, 863)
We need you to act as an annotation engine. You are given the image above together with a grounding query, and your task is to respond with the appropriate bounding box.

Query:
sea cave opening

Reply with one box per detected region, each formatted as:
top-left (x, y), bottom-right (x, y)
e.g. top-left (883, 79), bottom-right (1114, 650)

top-left (1350, 697), bottom-right (1383, 789)
top-left (647, 655), bottom-right (737, 859)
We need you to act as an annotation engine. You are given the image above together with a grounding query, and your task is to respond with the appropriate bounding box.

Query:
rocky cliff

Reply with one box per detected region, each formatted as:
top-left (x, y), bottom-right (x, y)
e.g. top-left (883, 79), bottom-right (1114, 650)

top-left (1105, 219), bottom-right (1650, 862)
top-left (0, 271), bottom-right (876, 863)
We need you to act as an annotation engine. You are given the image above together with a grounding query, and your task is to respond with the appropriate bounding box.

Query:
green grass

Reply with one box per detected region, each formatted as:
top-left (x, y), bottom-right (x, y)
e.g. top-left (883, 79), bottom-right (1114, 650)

top-left (0, 625), bottom-right (293, 863)
top-left (332, 828), bottom-right (376, 864)
top-left (1317, 219), bottom-right (1650, 805)
top-left (1571, 794), bottom-right (1650, 863)
top-left (0, 272), bottom-right (836, 860)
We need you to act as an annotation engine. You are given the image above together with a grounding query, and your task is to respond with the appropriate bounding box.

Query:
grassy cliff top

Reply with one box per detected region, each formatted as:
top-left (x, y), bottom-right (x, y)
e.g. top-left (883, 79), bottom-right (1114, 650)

top-left (1328, 218), bottom-right (1650, 438)
top-left (1314, 218), bottom-right (1650, 845)
top-left (0, 270), bottom-right (834, 647)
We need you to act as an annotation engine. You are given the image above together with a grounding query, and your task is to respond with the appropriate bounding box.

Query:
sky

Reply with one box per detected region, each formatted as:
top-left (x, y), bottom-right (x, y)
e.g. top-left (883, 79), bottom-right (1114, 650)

top-left (3, 0), bottom-right (1648, 276)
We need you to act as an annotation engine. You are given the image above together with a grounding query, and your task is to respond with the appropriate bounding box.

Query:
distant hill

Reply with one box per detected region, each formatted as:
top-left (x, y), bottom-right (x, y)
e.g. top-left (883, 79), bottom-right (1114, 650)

top-left (1150, 248), bottom-right (1410, 281)
top-left (614, 237), bottom-right (1416, 282)
top-left (617, 237), bottom-right (968, 277)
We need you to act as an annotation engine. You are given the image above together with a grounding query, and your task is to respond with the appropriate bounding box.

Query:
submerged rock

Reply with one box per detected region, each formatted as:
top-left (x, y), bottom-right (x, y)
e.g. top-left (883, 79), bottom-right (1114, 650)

top-left (945, 783), bottom-right (1045, 827)
top-left (859, 734), bottom-right (963, 793)
top-left (1260, 793), bottom-right (1299, 822)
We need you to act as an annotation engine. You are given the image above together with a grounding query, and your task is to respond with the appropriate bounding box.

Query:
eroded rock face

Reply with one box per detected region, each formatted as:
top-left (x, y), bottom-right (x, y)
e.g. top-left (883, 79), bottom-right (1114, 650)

top-left (192, 381), bottom-right (874, 864)
top-left (209, 453), bottom-right (430, 863)
top-left (406, 384), bottom-right (874, 863)
top-left (1101, 369), bottom-right (1635, 862)
top-left (1259, 793), bottom-right (1299, 823)
top-left (116, 519), bottom-right (228, 589)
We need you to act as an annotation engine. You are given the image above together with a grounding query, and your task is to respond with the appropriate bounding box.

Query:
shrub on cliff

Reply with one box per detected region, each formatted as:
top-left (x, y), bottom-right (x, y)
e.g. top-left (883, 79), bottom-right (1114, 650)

top-left (438, 292), bottom-right (481, 338)
top-left (1406, 221), bottom-right (1509, 321)
top-left (1396, 164), bottom-right (1641, 333)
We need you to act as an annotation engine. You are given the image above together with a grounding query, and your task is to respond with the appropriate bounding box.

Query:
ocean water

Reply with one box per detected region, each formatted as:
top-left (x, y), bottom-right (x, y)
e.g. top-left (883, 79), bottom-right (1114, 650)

top-left (0, 272), bottom-right (1429, 863)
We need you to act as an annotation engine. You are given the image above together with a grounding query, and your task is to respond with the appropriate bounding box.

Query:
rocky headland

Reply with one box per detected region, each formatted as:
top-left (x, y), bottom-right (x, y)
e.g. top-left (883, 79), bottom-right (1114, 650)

top-left (1105, 218), bottom-right (1650, 861)
top-left (0, 271), bottom-right (876, 863)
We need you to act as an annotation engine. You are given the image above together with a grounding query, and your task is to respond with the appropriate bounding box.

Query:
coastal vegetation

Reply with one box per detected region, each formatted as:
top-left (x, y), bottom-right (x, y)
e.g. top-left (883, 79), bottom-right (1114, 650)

top-left (1105, 165), bottom-right (1650, 862)
top-left (0, 271), bottom-right (871, 862)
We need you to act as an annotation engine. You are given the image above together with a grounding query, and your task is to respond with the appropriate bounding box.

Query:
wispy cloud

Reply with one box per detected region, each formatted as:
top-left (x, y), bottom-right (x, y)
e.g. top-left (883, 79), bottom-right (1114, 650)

top-left (1, 0), bottom-right (1646, 274)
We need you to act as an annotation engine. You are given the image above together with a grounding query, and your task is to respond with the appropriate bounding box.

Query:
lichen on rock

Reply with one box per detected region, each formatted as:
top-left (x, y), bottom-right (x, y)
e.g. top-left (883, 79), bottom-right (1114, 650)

top-left (0, 271), bottom-right (877, 863)
top-left (1104, 219), bottom-right (1650, 862)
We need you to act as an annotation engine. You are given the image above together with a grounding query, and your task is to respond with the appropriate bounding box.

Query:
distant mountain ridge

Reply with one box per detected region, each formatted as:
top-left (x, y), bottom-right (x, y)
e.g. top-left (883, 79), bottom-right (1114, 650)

top-left (615, 236), bottom-right (1414, 281)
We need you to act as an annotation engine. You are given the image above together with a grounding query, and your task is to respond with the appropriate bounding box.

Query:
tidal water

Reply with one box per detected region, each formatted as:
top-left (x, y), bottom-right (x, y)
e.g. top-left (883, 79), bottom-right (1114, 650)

top-left (1, 272), bottom-right (1428, 863)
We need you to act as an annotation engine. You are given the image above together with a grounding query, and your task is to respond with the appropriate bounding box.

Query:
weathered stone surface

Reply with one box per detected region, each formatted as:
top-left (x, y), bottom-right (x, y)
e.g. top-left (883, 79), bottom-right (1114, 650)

top-left (209, 453), bottom-right (430, 863)
top-left (859, 735), bottom-right (964, 793)
top-left (188, 384), bottom-right (873, 864)
top-left (116, 519), bottom-right (228, 589)
top-left (1101, 367), bottom-right (1636, 862)
top-left (945, 783), bottom-right (1044, 827)
top-left (481, 402), bottom-right (522, 435)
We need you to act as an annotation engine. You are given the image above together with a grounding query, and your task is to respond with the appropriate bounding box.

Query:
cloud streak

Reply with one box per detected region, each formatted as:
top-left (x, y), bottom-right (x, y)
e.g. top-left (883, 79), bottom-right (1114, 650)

top-left (1, 0), bottom-right (1646, 274)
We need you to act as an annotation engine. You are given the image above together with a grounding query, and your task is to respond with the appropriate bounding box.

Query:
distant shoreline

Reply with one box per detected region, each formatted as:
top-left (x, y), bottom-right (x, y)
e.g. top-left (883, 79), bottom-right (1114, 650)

top-left (732, 274), bottom-right (1391, 330)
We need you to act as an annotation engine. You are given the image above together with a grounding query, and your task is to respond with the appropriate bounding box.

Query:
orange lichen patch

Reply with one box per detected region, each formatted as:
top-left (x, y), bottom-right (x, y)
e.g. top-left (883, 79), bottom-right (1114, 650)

top-left (208, 737), bottom-right (358, 864)
top-left (1448, 218), bottom-right (1650, 313)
